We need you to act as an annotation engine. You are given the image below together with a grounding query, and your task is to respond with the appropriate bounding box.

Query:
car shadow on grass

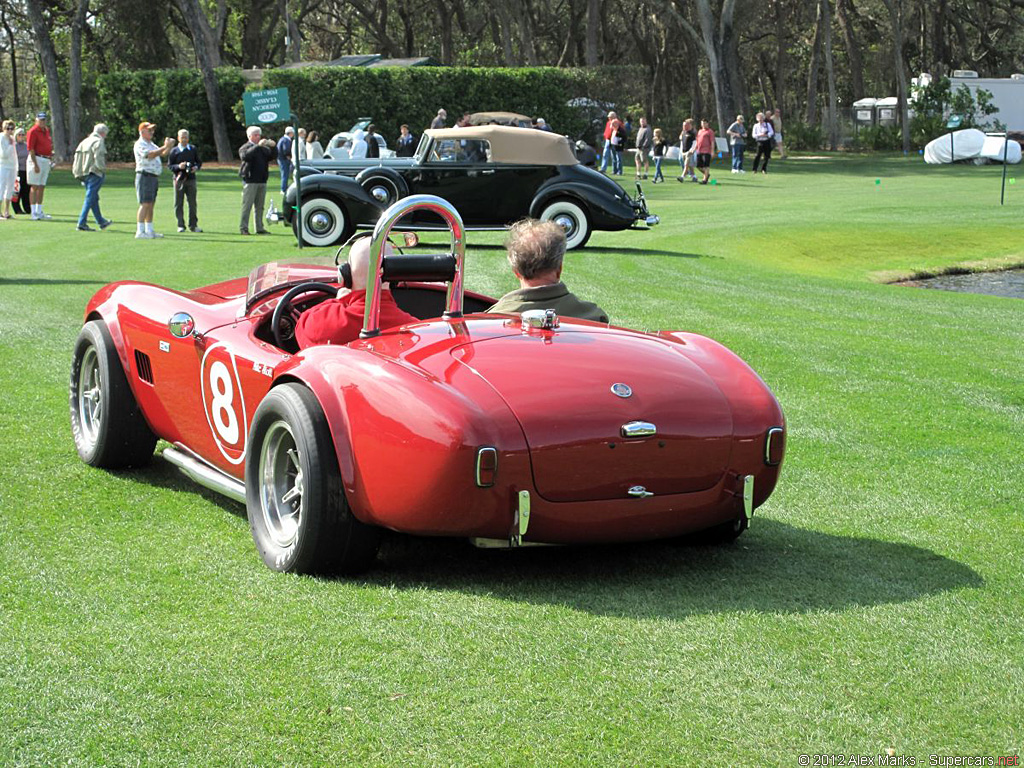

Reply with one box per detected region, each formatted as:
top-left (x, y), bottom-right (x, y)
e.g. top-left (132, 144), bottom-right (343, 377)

top-left (363, 520), bottom-right (982, 618)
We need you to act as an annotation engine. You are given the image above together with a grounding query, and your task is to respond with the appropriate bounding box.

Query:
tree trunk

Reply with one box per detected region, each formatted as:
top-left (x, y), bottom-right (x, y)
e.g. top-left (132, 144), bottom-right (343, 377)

top-left (68, 0), bottom-right (89, 154)
top-left (24, 0), bottom-right (68, 161)
top-left (771, 0), bottom-right (786, 111)
top-left (585, 0), bottom-right (599, 65)
top-left (278, 0), bottom-right (301, 63)
top-left (834, 0), bottom-right (864, 99)
top-left (692, 0), bottom-right (739, 134)
top-left (880, 0), bottom-right (911, 153)
top-left (175, 0), bottom-right (232, 162)
top-left (516, 0), bottom-right (539, 66)
top-left (805, 0), bottom-right (823, 125)
top-left (820, 0), bottom-right (839, 149)
top-left (2, 3), bottom-right (20, 108)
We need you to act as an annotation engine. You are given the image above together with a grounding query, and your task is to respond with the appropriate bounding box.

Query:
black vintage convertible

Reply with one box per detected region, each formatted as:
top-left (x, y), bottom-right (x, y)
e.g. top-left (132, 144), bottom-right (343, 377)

top-left (268, 125), bottom-right (658, 249)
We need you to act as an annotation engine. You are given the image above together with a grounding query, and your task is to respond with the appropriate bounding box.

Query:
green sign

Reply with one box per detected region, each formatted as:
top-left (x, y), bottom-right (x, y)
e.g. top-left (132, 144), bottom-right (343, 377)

top-left (243, 88), bottom-right (291, 126)
top-left (946, 115), bottom-right (962, 129)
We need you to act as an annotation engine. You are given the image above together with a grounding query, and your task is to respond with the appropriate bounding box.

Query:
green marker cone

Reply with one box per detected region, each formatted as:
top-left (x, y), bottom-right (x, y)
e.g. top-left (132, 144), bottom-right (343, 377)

top-left (1010, 178), bottom-right (1017, 185)
top-left (875, 178), bottom-right (881, 185)
top-left (710, 179), bottom-right (717, 185)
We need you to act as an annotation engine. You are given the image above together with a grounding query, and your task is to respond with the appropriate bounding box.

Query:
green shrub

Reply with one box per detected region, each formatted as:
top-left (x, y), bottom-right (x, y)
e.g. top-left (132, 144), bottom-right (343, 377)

top-left (785, 121), bottom-right (824, 151)
top-left (95, 68), bottom-right (247, 161)
top-left (849, 124), bottom-right (901, 151)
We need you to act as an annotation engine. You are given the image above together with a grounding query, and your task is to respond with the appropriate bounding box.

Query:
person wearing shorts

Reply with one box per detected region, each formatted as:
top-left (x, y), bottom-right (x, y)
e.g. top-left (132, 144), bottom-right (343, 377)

top-left (26, 112), bottom-right (54, 220)
top-left (134, 121), bottom-right (174, 239)
top-left (693, 119), bottom-right (716, 184)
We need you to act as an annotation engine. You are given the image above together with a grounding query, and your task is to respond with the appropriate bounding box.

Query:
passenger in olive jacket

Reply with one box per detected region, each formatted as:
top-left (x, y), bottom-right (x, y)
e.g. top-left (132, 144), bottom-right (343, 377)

top-left (486, 219), bottom-right (609, 323)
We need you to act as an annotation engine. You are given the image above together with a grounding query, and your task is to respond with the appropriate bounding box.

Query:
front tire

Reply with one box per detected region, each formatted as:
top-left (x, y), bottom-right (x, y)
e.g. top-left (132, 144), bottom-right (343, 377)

top-left (293, 195), bottom-right (352, 247)
top-left (246, 383), bottom-right (380, 574)
top-left (540, 198), bottom-right (591, 249)
top-left (69, 320), bottom-right (157, 468)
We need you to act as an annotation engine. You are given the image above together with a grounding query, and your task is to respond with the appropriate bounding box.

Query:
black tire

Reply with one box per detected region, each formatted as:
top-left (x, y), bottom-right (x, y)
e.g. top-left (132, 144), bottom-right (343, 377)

top-left (246, 383), bottom-right (380, 574)
top-left (293, 195), bottom-right (352, 247)
top-left (69, 320), bottom-right (157, 468)
top-left (540, 198), bottom-right (592, 249)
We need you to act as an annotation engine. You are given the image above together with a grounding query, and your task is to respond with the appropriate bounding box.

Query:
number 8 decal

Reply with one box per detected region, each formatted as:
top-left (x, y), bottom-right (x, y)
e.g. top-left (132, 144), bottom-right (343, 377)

top-left (201, 343), bottom-right (248, 464)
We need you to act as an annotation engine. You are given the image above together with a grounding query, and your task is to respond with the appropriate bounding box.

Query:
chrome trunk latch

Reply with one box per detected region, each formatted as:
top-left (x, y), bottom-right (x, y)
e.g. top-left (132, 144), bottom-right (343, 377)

top-left (628, 485), bottom-right (653, 498)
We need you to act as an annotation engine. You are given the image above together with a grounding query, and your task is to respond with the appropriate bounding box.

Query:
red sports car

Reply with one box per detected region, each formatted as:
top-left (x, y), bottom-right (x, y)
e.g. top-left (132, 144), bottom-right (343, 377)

top-left (70, 195), bottom-right (785, 575)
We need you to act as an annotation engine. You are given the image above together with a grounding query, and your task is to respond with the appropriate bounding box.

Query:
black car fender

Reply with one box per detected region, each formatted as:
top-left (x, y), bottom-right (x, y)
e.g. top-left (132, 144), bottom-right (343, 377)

top-left (283, 174), bottom-right (383, 226)
top-left (529, 179), bottom-right (637, 231)
top-left (354, 167), bottom-right (409, 204)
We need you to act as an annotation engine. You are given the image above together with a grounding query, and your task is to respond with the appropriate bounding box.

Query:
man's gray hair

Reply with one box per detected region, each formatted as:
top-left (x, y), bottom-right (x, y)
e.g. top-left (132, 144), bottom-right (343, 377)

top-left (246, 125), bottom-right (261, 138)
top-left (505, 219), bottom-right (566, 279)
top-left (93, 123), bottom-right (108, 136)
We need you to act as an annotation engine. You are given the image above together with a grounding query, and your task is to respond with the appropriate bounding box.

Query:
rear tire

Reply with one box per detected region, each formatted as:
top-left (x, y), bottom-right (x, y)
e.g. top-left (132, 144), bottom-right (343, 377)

top-left (246, 383), bottom-right (380, 574)
top-left (540, 198), bottom-right (591, 249)
top-left (69, 320), bottom-right (157, 468)
top-left (696, 512), bottom-right (749, 544)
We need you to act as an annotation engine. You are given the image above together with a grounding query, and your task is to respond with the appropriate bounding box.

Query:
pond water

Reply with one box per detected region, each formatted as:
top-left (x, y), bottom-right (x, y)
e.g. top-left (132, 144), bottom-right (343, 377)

top-left (898, 269), bottom-right (1024, 299)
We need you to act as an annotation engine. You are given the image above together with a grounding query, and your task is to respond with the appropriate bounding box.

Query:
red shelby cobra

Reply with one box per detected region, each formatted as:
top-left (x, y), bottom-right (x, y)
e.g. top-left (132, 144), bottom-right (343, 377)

top-left (70, 195), bottom-right (785, 574)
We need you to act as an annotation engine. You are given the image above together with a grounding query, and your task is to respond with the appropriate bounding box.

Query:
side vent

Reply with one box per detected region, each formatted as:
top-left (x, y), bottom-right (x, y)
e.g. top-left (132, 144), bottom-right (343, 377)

top-left (134, 349), bottom-right (154, 384)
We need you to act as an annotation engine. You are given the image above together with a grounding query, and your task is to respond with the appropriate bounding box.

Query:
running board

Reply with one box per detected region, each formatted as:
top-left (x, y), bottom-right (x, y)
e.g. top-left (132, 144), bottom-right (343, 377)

top-left (162, 446), bottom-right (246, 504)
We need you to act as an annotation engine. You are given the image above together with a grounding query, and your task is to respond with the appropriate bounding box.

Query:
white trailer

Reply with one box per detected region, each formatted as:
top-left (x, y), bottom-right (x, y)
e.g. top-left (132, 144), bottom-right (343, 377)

top-left (948, 72), bottom-right (1024, 130)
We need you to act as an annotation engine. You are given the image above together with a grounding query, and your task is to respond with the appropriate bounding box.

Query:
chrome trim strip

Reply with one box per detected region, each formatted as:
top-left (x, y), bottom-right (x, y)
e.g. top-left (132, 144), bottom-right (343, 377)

top-left (475, 446), bottom-right (497, 487)
top-left (621, 421), bottom-right (657, 438)
top-left (162, 446), bottom-right (246, 504)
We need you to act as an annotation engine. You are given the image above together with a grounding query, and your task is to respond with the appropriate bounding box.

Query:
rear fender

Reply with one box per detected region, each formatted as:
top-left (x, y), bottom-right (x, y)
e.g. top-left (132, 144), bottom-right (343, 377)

top-left (354, 167), bottom-right (409, 198)
top-left (530, 181), bottom-right (635, 230)
top-left (656, 331), bottom-right (785, 506)
top-left (274, 344), bottom-right (527, 535)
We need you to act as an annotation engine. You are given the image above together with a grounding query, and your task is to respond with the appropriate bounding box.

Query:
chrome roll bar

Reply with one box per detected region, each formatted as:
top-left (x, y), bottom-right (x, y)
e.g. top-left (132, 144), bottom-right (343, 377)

top-left (361, 194), bottom-right (466, 338)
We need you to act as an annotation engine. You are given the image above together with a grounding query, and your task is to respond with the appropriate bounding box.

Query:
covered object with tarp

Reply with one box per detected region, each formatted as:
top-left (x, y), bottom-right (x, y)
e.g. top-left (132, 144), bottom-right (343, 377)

top-left (924, 129), bottom-right (987, 163)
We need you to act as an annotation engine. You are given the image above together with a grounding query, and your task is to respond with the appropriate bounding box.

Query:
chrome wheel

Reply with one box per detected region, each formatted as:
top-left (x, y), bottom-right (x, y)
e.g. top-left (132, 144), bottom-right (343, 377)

top-left (259, 420), bottom-right (303, 548)
top-left (540, 199), bottom-right (591, 249)
top-left (298, 196), bottom-right (348, 247)
top-left (553, 213), bottom-right (578, 237)
top-left (369, 185), bottom-right (390, 203)
top-left (77, 345), bottom-right (102, 448)
top-left (308, 211), bottom-right (334, 236)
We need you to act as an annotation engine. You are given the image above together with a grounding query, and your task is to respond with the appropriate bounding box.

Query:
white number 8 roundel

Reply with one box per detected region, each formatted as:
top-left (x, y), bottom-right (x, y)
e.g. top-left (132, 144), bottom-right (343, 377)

top-left (201, 343), bottom-right (248, 464)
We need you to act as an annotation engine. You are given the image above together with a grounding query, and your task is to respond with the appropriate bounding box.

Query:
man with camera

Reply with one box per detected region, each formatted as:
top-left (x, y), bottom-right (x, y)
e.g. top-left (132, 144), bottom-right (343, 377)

top-left (169, 128), bottom-right (202, 233)
top-left (134, 121), bottom-right (175, 239)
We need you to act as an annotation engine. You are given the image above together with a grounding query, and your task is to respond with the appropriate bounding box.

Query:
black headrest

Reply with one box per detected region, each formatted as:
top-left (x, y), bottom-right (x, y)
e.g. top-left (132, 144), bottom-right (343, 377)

top-left (381, 254), bottom-right (457, 284)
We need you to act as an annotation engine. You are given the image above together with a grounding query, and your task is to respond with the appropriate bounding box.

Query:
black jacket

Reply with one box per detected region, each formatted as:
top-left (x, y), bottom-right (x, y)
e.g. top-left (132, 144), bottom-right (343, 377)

top-left (238, 141), bottom-right (274, 183)
top-left (169, 144), bottom-right (202, 178)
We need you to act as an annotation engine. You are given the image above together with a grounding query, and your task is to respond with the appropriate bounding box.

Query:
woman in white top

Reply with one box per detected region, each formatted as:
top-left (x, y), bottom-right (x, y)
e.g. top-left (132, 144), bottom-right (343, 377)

top-left (305, 131), bottom-right (324, 160)
top-left (0, 120), bottom-right (18, 219)
top-left (348, 130), bottom-right (368, 159)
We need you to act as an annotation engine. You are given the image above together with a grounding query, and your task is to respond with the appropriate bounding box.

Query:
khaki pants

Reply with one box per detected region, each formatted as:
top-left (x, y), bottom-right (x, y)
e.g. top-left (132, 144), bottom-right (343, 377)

top-left (240, 182), bottom-right (267, 233)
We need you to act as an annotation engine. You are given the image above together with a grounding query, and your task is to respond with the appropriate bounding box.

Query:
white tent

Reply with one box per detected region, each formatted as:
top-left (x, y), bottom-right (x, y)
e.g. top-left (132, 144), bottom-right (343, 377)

top-left (923, 129), bottom-right (986, 163)
top-left (980, 135), bottom-right (1022, 164)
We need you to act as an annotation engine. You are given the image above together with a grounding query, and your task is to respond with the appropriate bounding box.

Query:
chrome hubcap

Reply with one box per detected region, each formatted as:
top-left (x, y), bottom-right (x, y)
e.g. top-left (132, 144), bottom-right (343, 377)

top-left (370, 185), bottom-right (390, 203)
top-left (78, 346), bottom-right (102, 446)
top-left (308, 211), bottom-right (333, 235)
top-left (553, 214), bottom-right (576, 235)
top-left (259, 420), bottom-right (303, 548)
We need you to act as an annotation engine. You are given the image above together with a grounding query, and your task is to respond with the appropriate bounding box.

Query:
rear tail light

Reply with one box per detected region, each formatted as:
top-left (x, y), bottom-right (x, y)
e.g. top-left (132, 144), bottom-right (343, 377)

top-left (476, 447), bottom-right (498, 487)
top-left (765, 427), bottom-right (785, 466)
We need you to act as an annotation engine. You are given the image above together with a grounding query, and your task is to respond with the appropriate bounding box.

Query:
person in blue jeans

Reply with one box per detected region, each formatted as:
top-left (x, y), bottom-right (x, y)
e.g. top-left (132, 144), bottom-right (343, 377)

top-left (72, 124), bottom-right (112, 231)
top-left (727, 114), bottom-right (747, 173)
top-left (277, 127), bottom-right (295, 193)
top-left (651, 128), bottom-right (667, 182)
top-left (598, 112), bottom-right (622, 174)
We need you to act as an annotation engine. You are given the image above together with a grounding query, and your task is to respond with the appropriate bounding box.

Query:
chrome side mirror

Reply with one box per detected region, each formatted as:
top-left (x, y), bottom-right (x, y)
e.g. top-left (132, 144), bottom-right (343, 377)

top-left (168, 312), bottom-right (196, 338)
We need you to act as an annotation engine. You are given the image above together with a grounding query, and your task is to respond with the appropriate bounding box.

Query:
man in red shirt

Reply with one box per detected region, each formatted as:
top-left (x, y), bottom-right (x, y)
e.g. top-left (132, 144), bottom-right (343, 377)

top-left (295, 236), bottom-right (417, 348)
top-left (693, 119), bottom-right (716, 185)
top-left (598, 111), bottom-right (622, 175)
top-left (26, 112), bottom-right (54, 220)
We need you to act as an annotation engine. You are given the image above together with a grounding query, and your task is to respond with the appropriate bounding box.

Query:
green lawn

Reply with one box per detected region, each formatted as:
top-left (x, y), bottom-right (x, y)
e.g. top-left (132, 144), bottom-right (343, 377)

top-left (1, 155), bottom-right (1022, 765)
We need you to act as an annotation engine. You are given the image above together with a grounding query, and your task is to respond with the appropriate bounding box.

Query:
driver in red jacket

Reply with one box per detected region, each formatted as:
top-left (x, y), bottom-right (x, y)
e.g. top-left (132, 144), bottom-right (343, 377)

top-left (295, 236), bottom-right (417, 347)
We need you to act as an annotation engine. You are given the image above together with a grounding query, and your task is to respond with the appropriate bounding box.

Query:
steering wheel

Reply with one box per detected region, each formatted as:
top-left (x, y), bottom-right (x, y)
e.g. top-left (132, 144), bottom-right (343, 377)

top-left (271, 282), bottom-right (340, 350)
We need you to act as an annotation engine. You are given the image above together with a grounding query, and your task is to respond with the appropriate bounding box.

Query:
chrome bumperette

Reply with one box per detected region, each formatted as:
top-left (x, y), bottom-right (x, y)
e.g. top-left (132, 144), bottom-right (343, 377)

top-left (620, 421), bottom-right (656, 438)
top-left (512, 490), bottom-right (531, 546)
top-left (645, 214), bottom-right (660, 226)
top-left (363, 195), bottom-right (465, 338)
top-left (743, 474), bottom-right (754, 521)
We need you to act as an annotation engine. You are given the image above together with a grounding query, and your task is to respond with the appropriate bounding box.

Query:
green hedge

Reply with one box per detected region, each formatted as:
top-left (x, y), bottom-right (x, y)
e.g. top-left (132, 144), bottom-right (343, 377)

top-left (259, 65), bottom-right (642, 144)
top-left (92, 65), bottom-right (642, 161)
top-left (95, 68), bottom-right (247, 161)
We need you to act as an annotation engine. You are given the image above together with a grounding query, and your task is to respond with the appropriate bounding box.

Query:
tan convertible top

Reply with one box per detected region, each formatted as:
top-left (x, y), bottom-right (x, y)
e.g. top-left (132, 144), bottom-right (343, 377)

top-left (425, 125), bottom-right (579, 166)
